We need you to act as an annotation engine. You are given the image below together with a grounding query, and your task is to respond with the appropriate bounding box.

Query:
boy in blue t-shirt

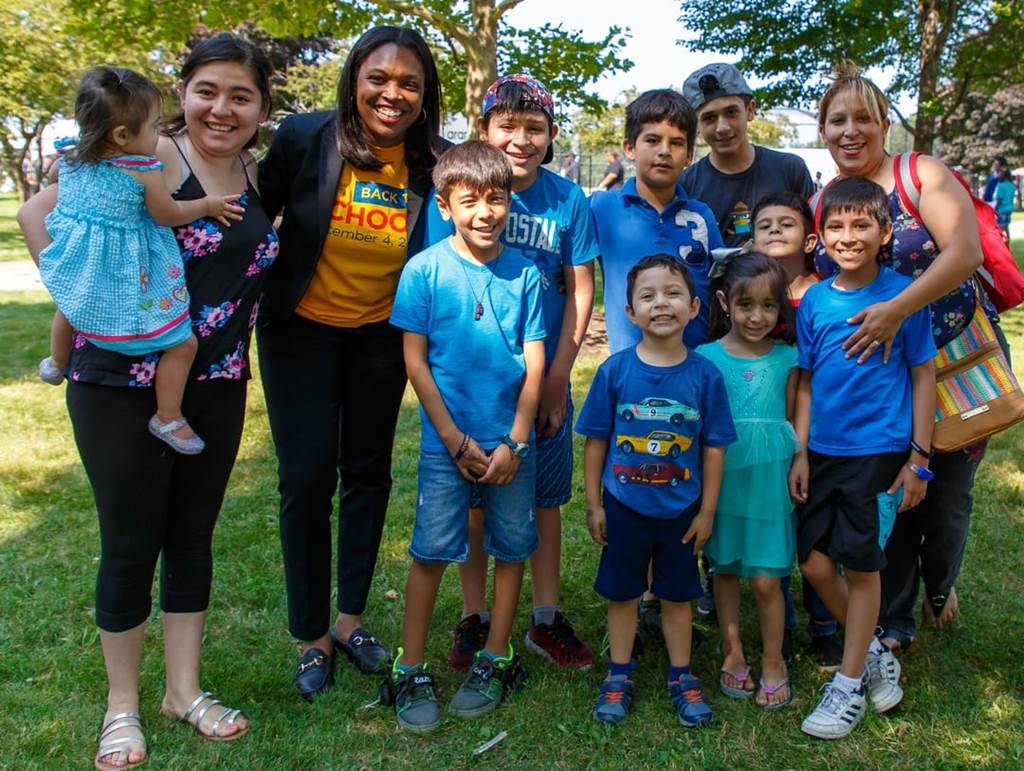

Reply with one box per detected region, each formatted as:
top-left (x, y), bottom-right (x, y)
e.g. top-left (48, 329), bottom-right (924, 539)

top-left (789, 177), bottom-right (936, 741)
top-left (425, 75), bottom-right (600, 669)
top-left (387, 141), bottom-right (546, 732)
top-left (577, 255), bottom-right (737, 728)
top-left (590, 89), bottom-right (724, 354)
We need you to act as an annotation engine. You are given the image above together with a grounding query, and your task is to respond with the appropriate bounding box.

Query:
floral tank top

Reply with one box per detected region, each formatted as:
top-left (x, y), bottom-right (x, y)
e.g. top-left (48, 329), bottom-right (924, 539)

top-left (68, 143), bottom-right (278, 386)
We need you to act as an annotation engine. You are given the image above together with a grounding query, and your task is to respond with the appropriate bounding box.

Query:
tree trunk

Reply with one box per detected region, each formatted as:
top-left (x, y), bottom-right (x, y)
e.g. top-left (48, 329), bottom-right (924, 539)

top-left (463, 0), bottom-right (498, 138)
top-left (915, 0), bottom-right (958, 153)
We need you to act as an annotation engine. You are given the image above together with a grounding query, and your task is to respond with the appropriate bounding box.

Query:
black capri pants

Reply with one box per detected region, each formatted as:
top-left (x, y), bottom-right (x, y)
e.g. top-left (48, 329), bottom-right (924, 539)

top-left (67, 379), bottom-right (247, 633)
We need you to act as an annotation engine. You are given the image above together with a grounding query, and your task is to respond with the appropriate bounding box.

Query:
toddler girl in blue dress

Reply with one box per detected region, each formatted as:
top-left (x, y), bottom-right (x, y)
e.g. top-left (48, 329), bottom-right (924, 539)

top-left (33, 67), bottom-right (244, 453)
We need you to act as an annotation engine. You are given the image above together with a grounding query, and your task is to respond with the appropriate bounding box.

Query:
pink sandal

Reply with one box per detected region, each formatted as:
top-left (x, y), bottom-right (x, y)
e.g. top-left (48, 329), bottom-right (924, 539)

top-left (756, 677), bottom-right (792, 710)
top-left (719, 665), bottom-right (754, 698)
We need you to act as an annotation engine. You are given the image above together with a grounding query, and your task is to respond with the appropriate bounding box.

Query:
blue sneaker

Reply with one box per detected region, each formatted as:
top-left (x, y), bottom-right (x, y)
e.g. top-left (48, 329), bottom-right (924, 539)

top-left (669, 674), bottom-right (713, 727)
top-left (593, 674), bottom-right (634, 724)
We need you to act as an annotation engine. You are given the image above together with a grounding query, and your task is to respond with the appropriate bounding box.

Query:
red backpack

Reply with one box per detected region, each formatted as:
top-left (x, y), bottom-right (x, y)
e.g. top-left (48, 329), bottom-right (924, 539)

top-left (810, 153), bottom-right (1024, 312)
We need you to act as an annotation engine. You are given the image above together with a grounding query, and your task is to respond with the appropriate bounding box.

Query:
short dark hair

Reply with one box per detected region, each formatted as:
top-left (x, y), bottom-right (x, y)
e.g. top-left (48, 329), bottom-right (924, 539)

top-left (71, 67), bottom-right (162, 165)
top-left (820, 176), bottom-right (891, 231)
top-left (166, 33), bottom-right (274, 150)
top-left (753, 191), bottom-right (816, 273)
top-left (480, 78), bottom-right (555, 164)
top-left (335, 25), bottom-right (443, 174)
top-left (995, 155), bottom-right (1008, 167)
top-left (626, 255), bottom-right (696, 307)
top-left (625, 89), bottom-right (696, 147)
top-left (432, 140), bottom-right (512, 200)
top-left (708, 251), bottom-right (794, 343)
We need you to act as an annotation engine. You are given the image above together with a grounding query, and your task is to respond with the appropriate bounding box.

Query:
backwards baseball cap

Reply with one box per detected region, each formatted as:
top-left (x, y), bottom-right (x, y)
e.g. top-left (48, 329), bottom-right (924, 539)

top-left (682, 63), bottom-right (753, 112)
top-left (482, 74), bottom-right (556, 164)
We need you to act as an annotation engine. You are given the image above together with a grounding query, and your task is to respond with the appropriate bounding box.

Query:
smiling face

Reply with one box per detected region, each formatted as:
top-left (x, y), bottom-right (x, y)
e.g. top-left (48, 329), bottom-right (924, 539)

top-left (626, 264), bottom-right (700, 340)
top-left (355, 43), bottom-right (425, 148)
top-left (180, 61), bottom-right (267, 157)
top-left (821, 207), bottom-right (893, 284)
top-left (717, 274), bottom-right (780, 345)
top-left (624, 120), bottom-right (693, 193)
top-left (696, 95), bottom-right (754, 160)
top-left (478, 109), bottom-right (555, 190)
top-left (753, 204), bottom-right (816, 262)
top-left (820, 88), bottom-right (890, 178)
top-left (437, 183), bottom-right (510, 261)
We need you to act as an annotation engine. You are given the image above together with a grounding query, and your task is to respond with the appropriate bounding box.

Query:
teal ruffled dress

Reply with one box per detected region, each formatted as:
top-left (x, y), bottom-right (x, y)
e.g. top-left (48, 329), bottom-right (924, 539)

top-left (697, 340), bottom-right (800, 577)
top-left (38, 140), bottom-right (192, 355)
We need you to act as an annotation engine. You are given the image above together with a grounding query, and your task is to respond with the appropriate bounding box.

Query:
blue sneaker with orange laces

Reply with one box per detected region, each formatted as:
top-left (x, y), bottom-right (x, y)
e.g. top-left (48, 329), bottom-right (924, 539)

top-left (593, 674), bottom-right (634, 724)
top-left (669, 673), bottom-right (713, 727)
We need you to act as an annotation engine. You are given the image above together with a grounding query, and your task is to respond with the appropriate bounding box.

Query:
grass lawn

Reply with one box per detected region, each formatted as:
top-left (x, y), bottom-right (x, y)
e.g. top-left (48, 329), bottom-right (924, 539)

top-left (1, 234), bottom-right (1023, 768)
top-left (0, 193), bottom-right (29, 262)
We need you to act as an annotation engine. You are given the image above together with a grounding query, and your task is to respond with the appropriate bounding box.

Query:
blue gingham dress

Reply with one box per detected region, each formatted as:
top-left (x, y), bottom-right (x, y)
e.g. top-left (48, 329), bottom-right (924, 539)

top-left (38, 145), bottom-right (192, 355)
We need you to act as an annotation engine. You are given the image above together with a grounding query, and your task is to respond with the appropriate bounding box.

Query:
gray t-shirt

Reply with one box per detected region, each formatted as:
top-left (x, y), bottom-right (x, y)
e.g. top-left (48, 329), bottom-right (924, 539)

top-left (682, 146), bottom-right (815, 247)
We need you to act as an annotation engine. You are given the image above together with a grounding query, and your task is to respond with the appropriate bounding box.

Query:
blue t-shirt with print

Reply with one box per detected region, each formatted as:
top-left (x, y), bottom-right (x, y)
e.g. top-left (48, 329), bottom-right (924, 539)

top-left (391, 239), bottom-right (546, 453)
top-left (796, 267), bottom-right (936, 456)
top-left (590, 178), bottom-right (724, 354)
top-left (422, 168), bottom-right (598, 369)
top-left (576, 347), bottom-right (737, 519)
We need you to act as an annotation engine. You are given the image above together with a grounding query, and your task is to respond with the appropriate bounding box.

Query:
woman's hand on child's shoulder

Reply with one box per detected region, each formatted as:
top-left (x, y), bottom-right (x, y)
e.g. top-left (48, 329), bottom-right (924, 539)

top-left (586, 505), bottom-right (607, 546)
top-left (204, 193), bottom-right (247, 227)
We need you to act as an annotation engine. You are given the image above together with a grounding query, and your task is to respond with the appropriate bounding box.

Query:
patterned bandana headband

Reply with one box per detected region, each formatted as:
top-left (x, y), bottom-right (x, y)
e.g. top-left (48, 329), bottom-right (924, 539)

top-left (482, 74), bottom-right (555, 122)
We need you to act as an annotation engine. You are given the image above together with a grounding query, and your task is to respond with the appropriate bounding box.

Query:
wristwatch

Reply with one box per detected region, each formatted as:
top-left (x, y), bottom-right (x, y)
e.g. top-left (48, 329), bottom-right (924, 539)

top-left (501, 434), bottom-right (530, 458)
top-left (908, 462), bottom-right (935, 481)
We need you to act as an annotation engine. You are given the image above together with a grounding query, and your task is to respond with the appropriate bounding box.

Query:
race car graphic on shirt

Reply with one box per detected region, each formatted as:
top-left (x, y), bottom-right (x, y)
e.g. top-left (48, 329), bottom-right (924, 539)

top-left (616, 397), bottom-right (700, 425)
top-left (616, 429), bottom-right (692, 457)
top-left (612, 462), bottom-right (692, 487)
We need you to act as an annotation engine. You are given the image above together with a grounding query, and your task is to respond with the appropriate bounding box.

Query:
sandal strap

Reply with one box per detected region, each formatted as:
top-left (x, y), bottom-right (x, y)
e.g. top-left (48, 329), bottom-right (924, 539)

top-left (180, 691), bottom-right (216, 725)
top-left (721, 665), bottom-right (751, 684)
top-left (759, 677), bottom-right (789, 695)
top-left (99, 712), bottom-right (142, 741)
top-left (209, 706), bottom-right (241, 738)
top-left (152, 417), bottom-right (189, 435)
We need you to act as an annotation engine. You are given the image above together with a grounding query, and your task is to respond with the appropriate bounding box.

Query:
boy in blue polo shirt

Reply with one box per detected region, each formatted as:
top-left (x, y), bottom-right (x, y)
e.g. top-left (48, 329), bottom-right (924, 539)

top-left (425, 75), bottom-right (600, 670)
top-left (590, 89), bottom-right (723, 354)
top-left (789, 177), bottom-right (936, 740)
top-left (577, 255), bottom-right (736, 727)
top-left (387, 141), bottom-right (546, 732)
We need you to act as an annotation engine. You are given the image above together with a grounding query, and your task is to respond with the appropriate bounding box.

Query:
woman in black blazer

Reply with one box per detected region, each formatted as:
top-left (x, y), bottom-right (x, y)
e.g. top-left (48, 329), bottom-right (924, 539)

top-left (257, 25), bottom-right (446, 700)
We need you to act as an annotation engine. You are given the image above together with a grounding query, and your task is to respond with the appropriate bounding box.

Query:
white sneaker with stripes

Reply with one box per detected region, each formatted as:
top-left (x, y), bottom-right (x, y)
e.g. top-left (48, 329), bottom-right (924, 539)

top-left (864, 646), bottom-right (903, 713)
top-left (801, 682), bottom-right (867, 740)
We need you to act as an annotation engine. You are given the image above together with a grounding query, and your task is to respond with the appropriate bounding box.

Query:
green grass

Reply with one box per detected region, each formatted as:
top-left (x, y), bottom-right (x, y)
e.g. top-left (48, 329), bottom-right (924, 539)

top-left (1, 238), bottom-right (1023, 768)
top-left (0, 193), bottom-right (28, 262)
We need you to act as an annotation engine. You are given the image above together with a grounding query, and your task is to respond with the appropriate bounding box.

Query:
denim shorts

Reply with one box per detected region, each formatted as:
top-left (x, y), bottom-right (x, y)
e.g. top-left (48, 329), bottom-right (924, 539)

top-left (410, 449), bottom-right (539, 564)
top-left (535, 393), bottom-right (574, 508)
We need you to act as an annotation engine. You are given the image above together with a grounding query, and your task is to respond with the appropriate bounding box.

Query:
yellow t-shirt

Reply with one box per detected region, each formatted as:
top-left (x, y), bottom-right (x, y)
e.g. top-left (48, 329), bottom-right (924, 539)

top-left (296, 143), bottom-right (410, 327)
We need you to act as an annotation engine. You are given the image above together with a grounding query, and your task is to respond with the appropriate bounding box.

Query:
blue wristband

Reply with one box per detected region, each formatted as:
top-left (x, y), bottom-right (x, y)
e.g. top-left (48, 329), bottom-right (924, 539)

top-left (908, 462), bottom-right (935, 481)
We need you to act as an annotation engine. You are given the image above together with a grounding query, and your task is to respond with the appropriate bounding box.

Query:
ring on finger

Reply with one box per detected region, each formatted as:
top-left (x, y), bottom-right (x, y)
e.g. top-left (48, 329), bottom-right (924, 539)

top-left (869, 340), bottom-right (882, 347)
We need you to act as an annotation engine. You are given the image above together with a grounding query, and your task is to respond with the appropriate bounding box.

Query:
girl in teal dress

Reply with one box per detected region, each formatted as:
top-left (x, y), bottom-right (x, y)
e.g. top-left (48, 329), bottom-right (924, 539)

top-left (31, 66), bottom-right (243, 453)
top-left (697, 251), bottom-right (800, 710)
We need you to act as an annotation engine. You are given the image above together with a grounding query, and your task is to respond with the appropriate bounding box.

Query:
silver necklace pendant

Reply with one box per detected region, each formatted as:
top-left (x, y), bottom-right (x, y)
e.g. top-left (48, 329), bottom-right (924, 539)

top-left (474, 302), bottom-right (484, 321)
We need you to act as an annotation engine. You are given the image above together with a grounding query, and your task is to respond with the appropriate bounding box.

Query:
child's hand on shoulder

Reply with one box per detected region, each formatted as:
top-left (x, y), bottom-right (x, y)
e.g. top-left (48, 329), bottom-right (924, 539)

top-left (889, 464), bottom-right (928, 512)
top-left (204, 193), bottom-right (246, 227)
top-left (683, 509), bottom-right (714, 555)
top-left (478, 443), bottom-right (519, 486)
top-left (586, 505), bottom-right (607, 546)
top-left (789, 450), bottom-right (809, 504)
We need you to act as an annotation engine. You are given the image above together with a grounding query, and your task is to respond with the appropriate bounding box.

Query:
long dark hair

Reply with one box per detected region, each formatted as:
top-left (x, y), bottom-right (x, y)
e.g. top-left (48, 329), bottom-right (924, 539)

top-left (165, 32), bottom-right (274, 150)
top-left (708, 251), bottom-right (795, 344)
top-left (335, 25), bottom-right (443, 175)
top-left (71, 66), bottom-right (162, 165)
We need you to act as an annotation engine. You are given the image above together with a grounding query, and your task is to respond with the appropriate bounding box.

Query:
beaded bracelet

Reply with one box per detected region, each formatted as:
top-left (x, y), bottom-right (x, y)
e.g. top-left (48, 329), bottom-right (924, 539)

top-left (452, 433), bottom-right (470, 461)
top-left (909, 440), bottom-right (932, 460)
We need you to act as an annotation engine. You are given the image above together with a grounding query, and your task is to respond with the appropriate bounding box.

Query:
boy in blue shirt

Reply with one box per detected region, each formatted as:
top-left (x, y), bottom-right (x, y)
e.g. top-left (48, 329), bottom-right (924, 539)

top-left (577, 255), bottom-right (737, 727)
top-left (387, 141), bottom-right (546, 732)
top-left (590, 89), bottom-right (723, 354)
top-left (426, 75), bottom-right (600, 670)
top-left (789, 177), bottom-right (936, 740)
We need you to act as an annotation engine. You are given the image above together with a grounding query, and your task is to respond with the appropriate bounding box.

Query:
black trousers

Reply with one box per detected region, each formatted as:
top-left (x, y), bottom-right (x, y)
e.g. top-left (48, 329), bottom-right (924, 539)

top-left (67, 380), bottom-right (247, 632)
top-left (257, 315), bottom-right (407, 641)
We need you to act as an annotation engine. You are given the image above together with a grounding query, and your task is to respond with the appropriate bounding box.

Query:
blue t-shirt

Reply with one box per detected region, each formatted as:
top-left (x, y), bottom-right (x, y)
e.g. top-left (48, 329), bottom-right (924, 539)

top-left (576, 347), bottom-right (737, 519)
top-left (423, 168), bottom-right (598, 369)
top-left (796, 267), bottom-right (937, 456)
top-left (390, 239), bottom-right (546, 452)
top-left (589, 178), bottom-right (723, 354)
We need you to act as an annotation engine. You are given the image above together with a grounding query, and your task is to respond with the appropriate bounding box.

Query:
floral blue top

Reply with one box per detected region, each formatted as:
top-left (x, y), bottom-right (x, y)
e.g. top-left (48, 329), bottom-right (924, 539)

top-left (68, 163), bottom-right (277, 386)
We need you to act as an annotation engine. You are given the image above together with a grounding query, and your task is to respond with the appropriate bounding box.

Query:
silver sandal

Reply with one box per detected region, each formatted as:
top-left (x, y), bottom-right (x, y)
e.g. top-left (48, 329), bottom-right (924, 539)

top-left (94, 711), bottom-right (147, 771)
top-left (171, 691), bottom-right (248, 742)
top-left (147, 415), bottom-right (205, 455)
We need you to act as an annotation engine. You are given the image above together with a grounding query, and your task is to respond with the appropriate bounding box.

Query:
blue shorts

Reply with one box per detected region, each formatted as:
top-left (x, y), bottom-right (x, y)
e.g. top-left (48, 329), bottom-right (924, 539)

top-left (594, 491), bottom-right (702, 603)
top-left (410, 449), bottom-right (539, 564)
top-left (535, 393), bottom-right (574, 508)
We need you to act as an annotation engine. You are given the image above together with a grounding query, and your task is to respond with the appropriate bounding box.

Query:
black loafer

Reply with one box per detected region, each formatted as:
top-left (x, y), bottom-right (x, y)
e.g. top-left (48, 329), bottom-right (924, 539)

top-left (330, 626), bottom-right (390, 675)
top-left (295, 646), bottom-right (335, 702)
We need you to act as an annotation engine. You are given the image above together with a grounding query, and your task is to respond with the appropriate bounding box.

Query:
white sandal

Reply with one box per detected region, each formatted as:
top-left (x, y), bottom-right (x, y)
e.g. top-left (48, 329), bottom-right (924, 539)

top-left (147, 415), bottom-right (205, 455)
top-left (94, 711), bottom-right (147, 771)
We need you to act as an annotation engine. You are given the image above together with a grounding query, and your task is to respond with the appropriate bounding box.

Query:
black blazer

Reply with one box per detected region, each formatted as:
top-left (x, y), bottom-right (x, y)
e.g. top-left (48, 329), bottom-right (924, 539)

top-left (257, 111), bottom-right (446, 322)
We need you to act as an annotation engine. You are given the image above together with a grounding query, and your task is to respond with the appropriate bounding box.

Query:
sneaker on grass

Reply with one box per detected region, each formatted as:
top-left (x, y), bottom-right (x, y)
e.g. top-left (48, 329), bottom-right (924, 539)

top-left (801, 682), bottom-right (866, 740)
top-left (449, 648), bottom-right (526, 718)
top-left (669, 674), bottom-right (713, 727)
top-left (526, 611), bottom-right (595, 669)
top-left (810, 633), bottom-right (843, 672)
top-left (449, 613), bottom-right (489, 672)
top-left (593, 674), bottom-right (634, 724)
top-left (387, 659), bottom-right (440, 733)
top-left (863, 645), bottom-right (903, 713)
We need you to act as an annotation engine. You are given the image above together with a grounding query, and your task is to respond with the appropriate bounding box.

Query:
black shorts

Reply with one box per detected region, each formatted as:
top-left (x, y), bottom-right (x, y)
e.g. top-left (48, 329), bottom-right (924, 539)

top-left (797, 451), bottom-right (906, 573)
top-left (594, 492), bottom-right (702, 603)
